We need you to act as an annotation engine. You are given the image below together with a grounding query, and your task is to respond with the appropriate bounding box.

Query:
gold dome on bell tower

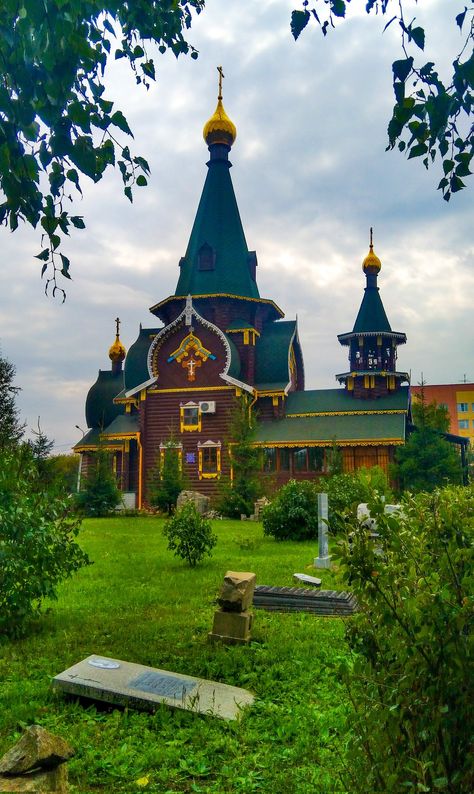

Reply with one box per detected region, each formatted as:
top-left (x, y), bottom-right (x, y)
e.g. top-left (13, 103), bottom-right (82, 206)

top-left (362, 227), bottom-right (382, 274)
top-left (108, 317), bottom-right (126, 365)
top-left (203, 66), bottom-right (237, 148)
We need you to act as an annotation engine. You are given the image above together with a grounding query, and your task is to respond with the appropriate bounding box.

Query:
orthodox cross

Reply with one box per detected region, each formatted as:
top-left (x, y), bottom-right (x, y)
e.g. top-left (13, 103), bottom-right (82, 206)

top-left (369, 227), bottom-right (373, 248)
top-left (182, 357), bottom-right (201, 382)
top-left (217, 65), bottom-right (224, 100)
top-left (115, 317), bottom-right (120, 336)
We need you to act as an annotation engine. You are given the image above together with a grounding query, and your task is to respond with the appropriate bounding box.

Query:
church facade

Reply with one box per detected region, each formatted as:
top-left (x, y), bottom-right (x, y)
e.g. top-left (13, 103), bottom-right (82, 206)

top-left (74, 81), bottom-right (410, 508)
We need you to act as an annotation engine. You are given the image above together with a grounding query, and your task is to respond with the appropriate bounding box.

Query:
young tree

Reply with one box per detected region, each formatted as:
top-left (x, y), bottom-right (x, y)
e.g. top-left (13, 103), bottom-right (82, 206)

top-left (0, 351), bottom-right (25, 449)
top-left (148, 437), bottom-right (185, 514)
top-left (292, 1), bottom-right (474, 201)
top-left (393, 382), bottom-right (463, 492)
top-left (218, 394), bottom-right (262, 518)
top-left (0, 1), bottom-right (204, 294)
top-left (75, 447), bottom-right (122, 516)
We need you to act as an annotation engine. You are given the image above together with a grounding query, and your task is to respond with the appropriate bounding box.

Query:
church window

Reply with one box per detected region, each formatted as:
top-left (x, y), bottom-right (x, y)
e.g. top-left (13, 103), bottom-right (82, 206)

top-left (180, 402), bottom-right (201, 432)
top-left (279, 448), bottom-right (290, 471)
top-left (263, 448), bottom-right (276, 472)
top-left (198, 440), bottom-right (221, 479)
top-left (308, 448), bottom-right (324, 472)
top-left (198, 242), bottom-right (215, 271)
top-left (159, 443), bottom-right (183, 475)
top-left (294, 448), bottom-right (308, 472)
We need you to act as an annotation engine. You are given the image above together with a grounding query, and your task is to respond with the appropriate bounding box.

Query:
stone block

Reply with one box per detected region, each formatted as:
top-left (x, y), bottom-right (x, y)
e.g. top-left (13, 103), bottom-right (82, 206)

top-left (0, 766), bottom-right (68, 793)
top-left (208, 610), bottom-right (253, 645)
top-left (217, 571), bottom-right (256, 613)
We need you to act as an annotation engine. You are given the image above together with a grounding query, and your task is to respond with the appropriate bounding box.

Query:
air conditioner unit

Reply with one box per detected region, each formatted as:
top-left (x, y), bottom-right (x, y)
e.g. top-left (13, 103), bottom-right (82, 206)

top-left (199, 400), bottom-right (216, 414)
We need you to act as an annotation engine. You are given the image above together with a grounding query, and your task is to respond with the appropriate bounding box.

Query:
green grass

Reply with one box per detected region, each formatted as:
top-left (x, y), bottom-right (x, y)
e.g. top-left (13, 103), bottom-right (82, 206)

top-left (0, 518), bottom-right (351, 793)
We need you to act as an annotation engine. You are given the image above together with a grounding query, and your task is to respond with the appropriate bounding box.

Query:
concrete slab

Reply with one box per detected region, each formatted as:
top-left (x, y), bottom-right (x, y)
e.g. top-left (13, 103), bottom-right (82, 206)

top-left (293, 573), bottom-right (322, 587)
top-left (53, 655), bottom-right (254, 721)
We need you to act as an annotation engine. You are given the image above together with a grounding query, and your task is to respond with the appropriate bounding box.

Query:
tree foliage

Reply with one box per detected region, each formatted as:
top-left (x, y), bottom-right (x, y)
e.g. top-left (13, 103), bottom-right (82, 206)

top-left (75, 446), bottom-right (122, 516)
top-left (394, 384), bottom-right (463, 492)
top-left (262, 479), bottom-right (320, 541)
top-left (0, 350), bottom-right (25, 449)
top-left (292, 1), bottom-right (474, 200)
top-left (163, 500), bottom-right (217, 567)
top-left (335, 485), bottom-right (474, 793)
top-left (148, 437), bottom-right (186, 515)
top-left (0, 0), bottom-right (203, 296)
top-left (0, 443), bottom-right (90, 637)
top-left (218, 395), bottom-right (262, 518)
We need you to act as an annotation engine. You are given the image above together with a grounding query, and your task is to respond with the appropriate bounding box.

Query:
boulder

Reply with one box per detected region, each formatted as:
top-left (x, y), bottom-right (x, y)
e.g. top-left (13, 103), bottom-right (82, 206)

top-left (0, 727), bottom-right (74, 776)
top-left (176, 491), bottom-right (210, 515)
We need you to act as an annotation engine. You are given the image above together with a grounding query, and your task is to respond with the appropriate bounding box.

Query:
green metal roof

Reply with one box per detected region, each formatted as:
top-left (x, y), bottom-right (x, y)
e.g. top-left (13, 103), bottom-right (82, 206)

top-left (124, 327), bottom-right (161, 392)
top-left (254, 412), bottom-right (406, 445)
top-left (286, 386), bottom-right (410, 415)
top-left (174, 152), bottom-right (260, 300)
top-left (101, 414), bottom-right (139, 438)
top-left (226, 319), bottom-right (256, 332)
top-left (73, 427), bottom-right (101, 451)
top-left (85, 370), bottom-right (124, 429)
top-left (255, 321), bottom-right (296, 389)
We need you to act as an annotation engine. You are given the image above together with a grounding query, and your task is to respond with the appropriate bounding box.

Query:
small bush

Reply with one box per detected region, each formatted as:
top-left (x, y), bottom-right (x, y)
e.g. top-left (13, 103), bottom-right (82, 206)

top-left (262, 479), bottom-right (319, 541)
top-left (0, 445), bottom-right (90, 636)
top-left (316, 467), bottom-right (393, 534)
top-left (163, 501), bottom-right (217, 566)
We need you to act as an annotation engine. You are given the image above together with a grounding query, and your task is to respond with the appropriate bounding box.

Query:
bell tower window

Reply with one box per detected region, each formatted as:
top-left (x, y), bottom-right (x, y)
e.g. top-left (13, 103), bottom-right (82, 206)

top-left (198, 242), bottom-right (215, 271)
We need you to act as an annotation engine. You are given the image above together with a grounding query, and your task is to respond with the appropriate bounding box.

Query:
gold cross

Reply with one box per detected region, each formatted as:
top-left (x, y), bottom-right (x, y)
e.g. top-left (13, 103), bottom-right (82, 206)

top-left (115, 317), bottom-right (120, 336)
top-left (217, 66), bottom-right (224, 100)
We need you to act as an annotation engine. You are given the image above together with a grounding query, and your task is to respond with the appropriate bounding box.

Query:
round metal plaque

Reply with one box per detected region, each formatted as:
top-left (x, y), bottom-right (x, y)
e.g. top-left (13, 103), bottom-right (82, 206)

top-left (88, 658), bottom-right (120, 669)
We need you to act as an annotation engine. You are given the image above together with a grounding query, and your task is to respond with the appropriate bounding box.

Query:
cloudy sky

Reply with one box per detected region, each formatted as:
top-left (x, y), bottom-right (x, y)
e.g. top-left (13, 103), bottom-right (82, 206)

top-left (1, 0), bottom-right (472, 453)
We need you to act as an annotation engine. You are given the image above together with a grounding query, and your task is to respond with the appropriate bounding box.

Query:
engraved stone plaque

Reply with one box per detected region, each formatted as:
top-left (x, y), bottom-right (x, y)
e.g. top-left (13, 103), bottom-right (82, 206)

top-left (129, 671), bottom-right (197, 699)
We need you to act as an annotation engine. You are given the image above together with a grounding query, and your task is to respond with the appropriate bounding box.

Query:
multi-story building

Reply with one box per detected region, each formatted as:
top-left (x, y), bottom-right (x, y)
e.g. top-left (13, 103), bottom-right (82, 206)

top-left (411, 383), bottom-right (474, 445)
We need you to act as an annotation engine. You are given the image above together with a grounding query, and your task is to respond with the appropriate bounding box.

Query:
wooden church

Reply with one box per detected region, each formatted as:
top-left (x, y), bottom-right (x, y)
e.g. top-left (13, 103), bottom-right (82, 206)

top-left (74, 77), bottom-right (410, 508)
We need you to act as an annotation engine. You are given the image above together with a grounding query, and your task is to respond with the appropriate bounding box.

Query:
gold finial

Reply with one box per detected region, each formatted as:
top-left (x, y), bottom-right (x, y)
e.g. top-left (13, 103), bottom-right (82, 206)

top-left (362, 227), bottom-right (381, 274)
top-left (109, 317), bottom-right (126, 364)
top-left (203, 67), bottom-right (237, 147)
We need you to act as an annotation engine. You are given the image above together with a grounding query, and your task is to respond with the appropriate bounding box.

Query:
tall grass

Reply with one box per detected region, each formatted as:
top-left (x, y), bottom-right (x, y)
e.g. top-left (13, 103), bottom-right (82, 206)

top-left (0, 517), bottom-right (350, 793)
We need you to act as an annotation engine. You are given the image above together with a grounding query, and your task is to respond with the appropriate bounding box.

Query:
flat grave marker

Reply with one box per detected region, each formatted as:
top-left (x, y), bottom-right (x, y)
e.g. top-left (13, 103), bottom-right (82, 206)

top-left (293, 573), bottom-right (322, 587)
top-left (53, 655), bottom-right (254, 721)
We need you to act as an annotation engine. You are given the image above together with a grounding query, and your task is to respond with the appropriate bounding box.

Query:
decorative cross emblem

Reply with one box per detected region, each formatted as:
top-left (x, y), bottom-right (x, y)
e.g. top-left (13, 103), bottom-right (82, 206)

top-left (115, 317), bottom-right (120, 335)
top-left (184, 295), bottom-right (193, 327)
top-left (182, 357), bottom-right (202, 382)
top-left (217, 66), bottom-right (224, 100)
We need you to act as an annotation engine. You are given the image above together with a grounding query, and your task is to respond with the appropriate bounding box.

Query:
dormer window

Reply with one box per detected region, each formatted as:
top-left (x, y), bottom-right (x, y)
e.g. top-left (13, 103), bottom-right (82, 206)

top-left (198, 242), bottom-right (215, 271)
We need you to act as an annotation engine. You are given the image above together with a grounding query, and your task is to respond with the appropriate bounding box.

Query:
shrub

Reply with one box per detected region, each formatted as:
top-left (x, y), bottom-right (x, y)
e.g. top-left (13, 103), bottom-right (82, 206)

top-left (163, 501), bottom-right (217, 566)
top-left (335, 485), bottom-right (474, 793)
top-left (148, 439), bottom-right (186, 514)
top-left (75, 448), bottom-right (122, 516)
top-left (317, 466), bottom-right (393, 533)
top-left (0, 445), bottom-right (90, 637)
top-left (262, 479), bottom-right (319, 541)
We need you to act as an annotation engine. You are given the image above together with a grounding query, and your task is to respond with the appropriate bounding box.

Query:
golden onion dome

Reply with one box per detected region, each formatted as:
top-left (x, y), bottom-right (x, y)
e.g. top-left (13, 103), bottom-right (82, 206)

top-left (203, 98), bottom-right (237, 147)
top-left (203, 67), bottom-right (236, 147)
top-left (362, 228), bottom-right (382, 274)
top-left (108, 318), bottom-right (126, 364)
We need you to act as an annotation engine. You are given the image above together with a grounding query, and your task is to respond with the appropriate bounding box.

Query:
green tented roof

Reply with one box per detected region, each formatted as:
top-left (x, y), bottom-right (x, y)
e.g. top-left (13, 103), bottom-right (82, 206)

top-left (285, 386), bottom-right (409, 415)
top-left (254, 412), bottom-right (406, 445)
top-left (255, 321), bottom-right (296, 388)
top-left (226, 319), bottom-right (256, 332)
top-left (351, 286), bottom-right (391, 334)
top-left (124, 327), bottom-right (161, 392)
top-left (174, 155), bottom-right (260, 300)
top-left (85, 370), bottom-right (124, 429)
top-left (73, 427), bottom-right (101, 451)
top-left (101, 414), bottom-right (139, 438)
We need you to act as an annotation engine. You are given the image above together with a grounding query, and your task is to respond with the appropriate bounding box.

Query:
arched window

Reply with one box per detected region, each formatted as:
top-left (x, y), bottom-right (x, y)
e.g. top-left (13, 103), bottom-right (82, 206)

top-left (198, 242), bottom-right (215, 271)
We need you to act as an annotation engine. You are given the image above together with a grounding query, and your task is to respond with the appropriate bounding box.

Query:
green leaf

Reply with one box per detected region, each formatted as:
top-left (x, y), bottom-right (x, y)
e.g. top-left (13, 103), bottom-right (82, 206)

top-left (290, 10), bottom-right (310, 41)
top-left (408, 143), bottom-right (428, 159)
top-left (34, 248), bottom-right (50, 262)
top-left (392, 57), bottom-right (414, 83)
top-left (70, 215), bottom-right (85, 229)
top-left (456, 9), bottom-right (467, 31)
top-left (124, 185), bottom-right (133, 203)
top-left (136, 175), bottom-right (147, 187)
top-left (330, 0), bottom-right (346, 18)
top-left (111, 110), bottom-right (133, 137)
top-left (442, 159), bottom-right (454, 175)
top-left (60, 253), bottom-right (71, 278)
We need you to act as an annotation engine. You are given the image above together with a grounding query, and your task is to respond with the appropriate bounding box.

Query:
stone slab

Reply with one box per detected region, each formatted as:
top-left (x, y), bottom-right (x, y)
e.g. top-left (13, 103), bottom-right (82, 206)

top-left (293, 573), bottom-right (322, 587)
top-left (209, 610), bottom-right (253, 644)
top-left (253, 586), bottom-right (358, 615)
top-left (52, 656), bottom-right (254, 721)
top-left (0, 766), bottom-right (67, 793)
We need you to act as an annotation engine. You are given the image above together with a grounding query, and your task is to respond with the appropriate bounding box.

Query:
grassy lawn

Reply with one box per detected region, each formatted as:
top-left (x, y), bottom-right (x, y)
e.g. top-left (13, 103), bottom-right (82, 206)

top-left (0, 517), bottom-right (351, 793)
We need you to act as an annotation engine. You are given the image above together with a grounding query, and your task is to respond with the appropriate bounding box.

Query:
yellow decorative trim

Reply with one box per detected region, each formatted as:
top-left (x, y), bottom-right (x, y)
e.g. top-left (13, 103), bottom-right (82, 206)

top-left (226, 327), bottom-right (260, 338)
top-left (148, 386), bottom-right (231, 394)
top-left (252, 439), bottom-right (404, 448)
top-left (160, 445), bottom-right (183, 474)
top-left (288, 409), bottom-right (406, 418)
top-left (150, 293), bottom-right (284, 318)
top-left (180, 403), bottom-right (201, 432)
top-left (198, 443), bottom-right (221, 480)
top-left (201, 472), bottom-right (220, 479)
top-left (100, 432), bottom-right (138, 440)
top-left (257, 390), bottom-right (286, 398)
top-left (272, 396), bottom-right (279, 407)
